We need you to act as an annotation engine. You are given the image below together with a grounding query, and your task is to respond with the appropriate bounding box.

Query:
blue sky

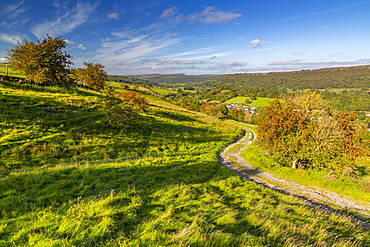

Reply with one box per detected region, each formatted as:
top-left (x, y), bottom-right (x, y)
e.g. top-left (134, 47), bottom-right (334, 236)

top-left (1, 0), bottom-right (370, 75)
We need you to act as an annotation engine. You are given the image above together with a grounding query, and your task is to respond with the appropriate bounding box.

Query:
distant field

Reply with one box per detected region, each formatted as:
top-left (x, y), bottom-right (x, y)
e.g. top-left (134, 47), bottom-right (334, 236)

top-left (224, 96), bottom-right (279, 107)
top-left (248, 97), bottom-right (278, 107)
top-left (108, 81), bottom-right (127, 88)
top-left (319, 88), bottom-right (366, 93)
top-left (224, 96), bottom-right (249, 104)
top-left (151, 87), bottom-right (177, 95)
top-left (288, 88), bottom-right (367, 93)
top-left (182, 89), bottom-right (197, 93)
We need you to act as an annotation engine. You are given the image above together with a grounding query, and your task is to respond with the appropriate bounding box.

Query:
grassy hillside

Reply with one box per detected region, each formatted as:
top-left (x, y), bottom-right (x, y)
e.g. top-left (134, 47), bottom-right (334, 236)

top-left (1, 81), bottom-right (369, 246)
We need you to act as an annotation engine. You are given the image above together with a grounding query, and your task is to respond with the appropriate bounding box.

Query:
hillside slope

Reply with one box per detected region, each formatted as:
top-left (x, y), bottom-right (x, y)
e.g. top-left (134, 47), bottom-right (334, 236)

top-left (0, 81), bottom-right (369, 246)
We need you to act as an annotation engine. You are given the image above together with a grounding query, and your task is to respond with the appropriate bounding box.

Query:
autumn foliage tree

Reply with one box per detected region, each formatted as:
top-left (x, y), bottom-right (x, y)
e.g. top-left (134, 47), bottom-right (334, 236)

top-left (102, 89), bottom-right (149, 128)
top-left (257, 91), bottom-right (367, 173)
top-left (75, 62), bottom-right (108, 91)
top-left (118, 91), bottom-right (149, 112)
top-left (200, 102), bottom-right (225, 118)
top-left (7, 36), bottom-right (73, 86)
top-left (228, 108), bottom-right (245, 122)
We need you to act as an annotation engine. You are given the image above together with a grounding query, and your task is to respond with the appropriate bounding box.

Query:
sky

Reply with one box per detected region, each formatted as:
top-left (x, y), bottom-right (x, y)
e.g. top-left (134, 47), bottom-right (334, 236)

top-left (1, 0), bottom-right (370, 75)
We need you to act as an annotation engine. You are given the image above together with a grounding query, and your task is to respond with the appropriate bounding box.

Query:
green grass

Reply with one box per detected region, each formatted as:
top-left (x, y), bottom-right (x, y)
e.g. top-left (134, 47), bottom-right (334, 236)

top-left (2, 156), bottom-right (369, 246)
top-left (224, 96), bottom-right (249, 104)
top-left (226, 120), bottom-right (258, 133)
top-left (1, 80), bottom-right (370, 246)
top-left (108, 81), bottom-right (127, 88)
top-left (182, 89), bottom-right (198, 93)
top-left (248, 97), bottom-right (280, 107)
top-left (151, 87), bottom-right (177, 95)
top-left (224, 97), bottom-right (282, 107)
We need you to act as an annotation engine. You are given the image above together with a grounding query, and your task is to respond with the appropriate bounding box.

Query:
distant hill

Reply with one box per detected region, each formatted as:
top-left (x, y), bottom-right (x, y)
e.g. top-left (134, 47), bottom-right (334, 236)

top-left (127, 73), bottom-right (223, 84)
top-left (214, 65), bottom-right (370, 90)
top-left (125, 65), bottom-right (370, 90)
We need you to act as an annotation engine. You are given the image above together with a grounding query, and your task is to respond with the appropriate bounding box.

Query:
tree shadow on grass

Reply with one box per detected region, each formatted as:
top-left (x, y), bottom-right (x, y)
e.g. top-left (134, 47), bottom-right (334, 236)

top-left (1, 154), bottom-right (366, 246)
top-left (1, 91), bottom-right (226, 170)
top-left (0, 155), bottom-right (269, 245)
top-left (1, 80), bottom-right (99, 97)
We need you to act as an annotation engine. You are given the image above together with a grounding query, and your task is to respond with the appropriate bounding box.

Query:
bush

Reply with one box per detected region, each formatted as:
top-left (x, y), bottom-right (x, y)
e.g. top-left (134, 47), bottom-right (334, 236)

top-left (256, 91), bottom-right (368, 173)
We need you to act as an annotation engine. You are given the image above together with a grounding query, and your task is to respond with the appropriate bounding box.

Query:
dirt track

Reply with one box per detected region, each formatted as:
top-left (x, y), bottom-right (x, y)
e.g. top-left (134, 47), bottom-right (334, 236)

top-left (219, 129), bottom-right (370, 230)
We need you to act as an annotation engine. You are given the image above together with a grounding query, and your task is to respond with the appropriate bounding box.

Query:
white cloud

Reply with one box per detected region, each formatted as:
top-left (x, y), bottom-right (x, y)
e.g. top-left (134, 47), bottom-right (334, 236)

top-left (108, 12), bottom-right (120, 20)
top-left (0, 33), bottom-right (22, 44)
top-left (202, 60), bottom-right (248, 72)
top-left (0, 57), bottom-right (8, 62)
top-left (32, 1), bottom-right (99, 39)
top-left (159, 7), bottom-right (178, 19)
top-left (285, 2), bottom-right (368, 21)
top-left (357, 58), bottom-right (370, 64)
top-left (1, 0), bottom-right (30, 27)
top-left (3, 0), bottom-right (29, 19)
top-left (64, 39), bottom-right (86, 50)
top-left (94, 30), bottom-right (182, 71)
top-left (64, 39), bottom-right (75, 45)
top-left (77, 44), bottom-right (86, 50)
top-left (242, 58), bottom-right (370, 73)
top-left (141, 58), bottom-right (159, 63)
top-left (292, 50), bottom-right (304, 55)
top-left (159, 46), bottom-right (224, 60)
top-left (268, 60), bottom-right (301, 66)
top-left (157, 59), bottom-right (209, 65)
top-left (187, 6), bottom-right (241, 24)
top-left (123, 65), bottom-right (198, 73)
top-left (217, 61), bottom-right (247, 66)
top-left (250, 39), bottom-right (271, 48)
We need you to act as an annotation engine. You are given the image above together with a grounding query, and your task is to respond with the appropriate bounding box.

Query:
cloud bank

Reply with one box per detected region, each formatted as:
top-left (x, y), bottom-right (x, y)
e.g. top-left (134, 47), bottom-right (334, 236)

top-left (159, 6), bottom-right (242, 24)
top-left (0, 33), bottom-right (22, 44)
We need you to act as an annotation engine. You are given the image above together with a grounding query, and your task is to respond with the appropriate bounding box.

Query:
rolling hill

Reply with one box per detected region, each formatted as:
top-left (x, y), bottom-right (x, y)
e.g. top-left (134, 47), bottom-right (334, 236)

top-left (1, 80), bottom-right (369, 246)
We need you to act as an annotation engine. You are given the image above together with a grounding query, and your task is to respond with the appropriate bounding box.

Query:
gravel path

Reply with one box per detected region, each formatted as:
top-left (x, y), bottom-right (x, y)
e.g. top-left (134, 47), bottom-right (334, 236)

top-left (219, 128), bottom-right (370, 230)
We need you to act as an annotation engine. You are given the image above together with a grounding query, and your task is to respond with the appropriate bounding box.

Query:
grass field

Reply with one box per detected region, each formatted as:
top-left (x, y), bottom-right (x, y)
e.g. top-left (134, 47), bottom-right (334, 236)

top-left (1, 81), bottom-right (370, 246)
top-left (248, 97), bottom-right (278, 107)
top-left (151, 87), bottom-right (177, 95)
top-left (224, 96), bottom-right (249, 104)
top-left (224, 97), bottom-right (280, 107)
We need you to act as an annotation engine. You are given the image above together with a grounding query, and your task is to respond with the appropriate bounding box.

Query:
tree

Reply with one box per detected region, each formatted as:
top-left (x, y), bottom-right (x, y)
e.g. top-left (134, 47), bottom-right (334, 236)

top-left (257, 91), bottom-right (367, 173)
top-left (217, 103), bottom-right (228, 115)
top-left (200, 102), bottom-right (224, 118)
top-left (101, 88), bottom-right (149, 128)
top-left (228, 107), bottom-right (245, 122)
top-left (75, 62), bottom-right (108, 91)
top-left (257, 99), bottom-right (307, 167)
top-left (7, 36), bottom-right (73, 86)
top-left (118, 91), bottom-right (149, 112)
